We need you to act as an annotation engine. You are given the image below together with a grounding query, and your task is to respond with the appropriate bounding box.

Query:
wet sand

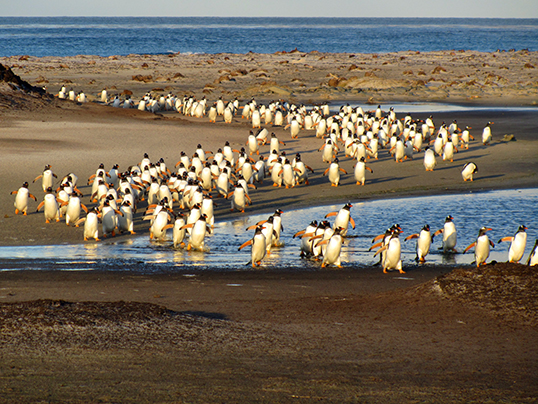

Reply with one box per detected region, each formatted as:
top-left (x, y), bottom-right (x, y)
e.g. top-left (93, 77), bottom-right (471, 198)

top-left (0, 52), bottom-right (537, 403)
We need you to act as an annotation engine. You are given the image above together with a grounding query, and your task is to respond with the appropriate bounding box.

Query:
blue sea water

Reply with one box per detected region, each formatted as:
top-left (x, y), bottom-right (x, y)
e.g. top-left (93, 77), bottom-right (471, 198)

top-left (0, 17), bottom-right (537, 57)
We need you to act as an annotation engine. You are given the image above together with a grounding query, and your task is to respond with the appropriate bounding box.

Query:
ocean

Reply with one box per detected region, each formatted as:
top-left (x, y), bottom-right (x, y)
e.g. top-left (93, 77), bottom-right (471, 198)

top-left (1, 17), bottom-right (537, 57)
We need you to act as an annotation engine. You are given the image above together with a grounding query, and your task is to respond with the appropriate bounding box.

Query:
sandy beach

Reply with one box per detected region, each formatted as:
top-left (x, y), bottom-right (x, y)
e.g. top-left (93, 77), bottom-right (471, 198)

top-left (0, 51), bottom-right (537, 402)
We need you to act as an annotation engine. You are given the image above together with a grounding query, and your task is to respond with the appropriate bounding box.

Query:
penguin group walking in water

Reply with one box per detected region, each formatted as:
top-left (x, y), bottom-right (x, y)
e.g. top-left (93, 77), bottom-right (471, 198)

top-left (12, 95), bottom-right (537, 269)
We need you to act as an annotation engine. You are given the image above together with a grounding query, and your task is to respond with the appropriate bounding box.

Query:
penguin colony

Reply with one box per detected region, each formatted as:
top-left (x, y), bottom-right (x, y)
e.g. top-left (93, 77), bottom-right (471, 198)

top-left (12, 92), bottom-right (536, 269)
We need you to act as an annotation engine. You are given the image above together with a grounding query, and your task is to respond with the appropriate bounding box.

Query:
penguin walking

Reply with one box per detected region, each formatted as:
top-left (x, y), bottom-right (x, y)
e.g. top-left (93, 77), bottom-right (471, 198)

top-left (498, 225), bottom-right (527, 263)
top-left (462, 162), bottom-right (478, 182)
top-left (77, 207), bottom-right (100, 241)
top-left (314, 227), bottom-right (344, 268)
top-left (64, 192), bottom-right (88, 226)
top-left (101, 199), bottom-right (123, 238)
top-left (293, 220), bottom-right (318, 257)
top-left (228, 183), bottom-right (252, 213)
top-left (353, 157), bottom-right (373, 185)
top-left (117, 200), bottom-right (136, 235)
top-left (404, 224), bottom-right (432, 263)
top-left (36, 187), bottom-right (60, 223)
top-left (170, 212), bottom-right (187, 248)
top-left (464, 226), bottom-right (494, 267)
top-left (434, 215), bottom-right (457, 253)
top-left (482, 122), bottom-right (494, 145)
top-left (181, 214), bottom-right (212, 251)
top-left (325, 203), bottom-right (355, 236)
top-left (374, 227), bottom-right (405, 274)
top-left (239, 225), bottom-right (267, 267)
top-left (11, 182), bottom-right (37, 215)
top-left (33, 165), bottom-right (57, 192)
top-left (323, 158), bottom-right (347, 187)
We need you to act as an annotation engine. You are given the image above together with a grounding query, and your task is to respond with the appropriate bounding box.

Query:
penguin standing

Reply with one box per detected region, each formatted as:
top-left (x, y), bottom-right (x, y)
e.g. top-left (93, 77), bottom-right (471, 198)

top-left (11, 182), bottom-right (37, 215)
top-left (498, 225), bottom-right (527, 263)
top-left (423, 147), bottom-right (437, 171)
top-left (239, 225), bottom-right (266, 267)
top-left (434, 215), bottom-right (457, 253)
top-left (464, 226), bottom-right (494, 267)
top-left (404, 224), bottom-right (432, 263)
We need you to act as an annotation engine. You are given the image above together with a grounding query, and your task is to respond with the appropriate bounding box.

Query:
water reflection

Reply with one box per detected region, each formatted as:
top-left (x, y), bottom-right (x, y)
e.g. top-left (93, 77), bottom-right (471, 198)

top-left (0, 188), bottom-right (536, 272)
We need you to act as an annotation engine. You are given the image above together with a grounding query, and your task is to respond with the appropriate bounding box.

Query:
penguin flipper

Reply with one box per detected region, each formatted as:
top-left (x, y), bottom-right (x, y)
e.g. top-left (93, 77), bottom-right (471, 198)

top-left (463, 242), bottom-right (476, 254)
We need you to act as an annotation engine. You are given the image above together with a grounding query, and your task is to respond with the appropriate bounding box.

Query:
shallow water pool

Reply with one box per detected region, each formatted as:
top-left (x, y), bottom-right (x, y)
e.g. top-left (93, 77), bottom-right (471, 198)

top-left (0, 188), bottom-right (536, 272)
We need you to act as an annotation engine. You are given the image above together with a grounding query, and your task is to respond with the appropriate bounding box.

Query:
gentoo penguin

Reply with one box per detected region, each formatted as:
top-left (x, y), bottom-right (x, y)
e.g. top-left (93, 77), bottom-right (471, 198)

top-left (246, 131), bottom-right (260, 156)
top-left (117, 200), bottom-right (136, 235)
top-left (33, 165), bottom-right (57, 192)
top-left (180, 214), bottom-right (212, 251)
top-left (149, 205), bottom-right (171, 241)
top-left (323, 158), bottom-right (347, 187)
top-left (294, 220), bottom-right (318, 257)
top-left (325, 203), bottom-right (355, 237)
top-left (390, 139), bottom-right (405, 162)
top-left (434, 215), bottom-right (457, 253)
top-left (405, 224), bottom-right (432, 263)
top-left (317, 227), bottom-right (345, 268)
top-left (64, 192), bottom-right (88, 227)
top-left (498, 225), bottom-right (527, 263)
top-left (279, 159), bottom-right (300, 189)
top-left (353, 157), bottom-right (373, 186)
top-left (423, 147), bottom-right (437, 171)
top-left (482, 122), bottom-right (494, 145)
top-left (101, 199), bottom-right (123, 238)
top-left (271, 209), bottom-right (284, 247)
top-left (239, 225), bottom-right (266, 267)
top-left (374, 227), bottom-right (405, 274)
top-left (36, 187), bottom-right (60, 223)
top-left (170, 212), bottom-right (187, 248)
top-left (271, 158), bottom-right (283, 187)
top-left (253, 156), bottom-right (266, 184)
top-left (251, 108), bottom-right (261, 129)
top-left (78, 207), bottom-right (100, 241)
top-left (11, 182), bottom-right (37, 215)
top-left (442, 139), bottom-right (457, 162)
top-left (228, 183), bottom-right (252, 213)
top-left (208, 103), bottom-right (217, 123)
top-left (527, 239), bottom-right (538, 266)
top-left (293, 154), bottom-right (313, 185)
top-left (460, 126), bottom-right (473, 149)
top-left (464, 226), bottom-right (494, 267)
top-left (269, 133), bottom-right (286, 155)
top-left (462, 162), bottom-right (478, 182)
top-left (285, 116), bottom-right (300, 139)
